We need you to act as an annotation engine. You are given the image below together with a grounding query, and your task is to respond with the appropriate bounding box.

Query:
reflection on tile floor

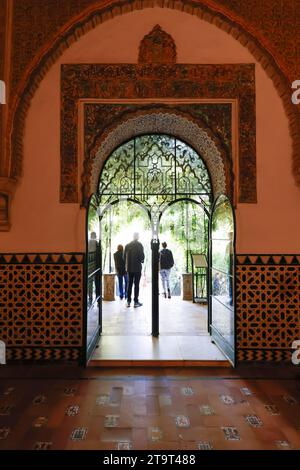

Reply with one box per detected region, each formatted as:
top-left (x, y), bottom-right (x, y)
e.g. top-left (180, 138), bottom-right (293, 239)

top-left (91, 335), bottom-right (227, 362)
top-left (102, 295), bottom-right (208, 336)
top-left (0, 369), bottom-right (300, 450)
top-left (90, 290), bottom-right (218, 363)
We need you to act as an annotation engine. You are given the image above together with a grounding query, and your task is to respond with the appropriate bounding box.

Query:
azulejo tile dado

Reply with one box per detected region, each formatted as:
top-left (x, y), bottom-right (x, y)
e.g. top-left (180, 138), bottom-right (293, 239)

top-left (0, 252), bottom-right (84, 364)
top-left (236, 254), bottom-right (300, 363)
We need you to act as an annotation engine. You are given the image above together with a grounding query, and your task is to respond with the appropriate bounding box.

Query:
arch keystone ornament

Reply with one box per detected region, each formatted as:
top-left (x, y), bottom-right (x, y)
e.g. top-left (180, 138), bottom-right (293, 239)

top-left (138, 24), bottom-right (177, 64)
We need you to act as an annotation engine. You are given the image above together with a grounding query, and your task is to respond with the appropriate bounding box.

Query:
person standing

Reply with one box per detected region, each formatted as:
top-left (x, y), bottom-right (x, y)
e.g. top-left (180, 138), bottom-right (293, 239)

top-left (113, 244), bottom-right (128, 300)
top-left (159, 242), bottom-right (174, 299)
top-left (87, 232), bottom-right (98, 305)
top-left (124, 233), bottom-right (145, 308)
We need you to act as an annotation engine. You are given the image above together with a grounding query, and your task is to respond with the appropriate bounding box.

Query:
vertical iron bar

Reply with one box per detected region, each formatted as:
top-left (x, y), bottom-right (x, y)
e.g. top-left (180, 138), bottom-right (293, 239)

top-left (151, 238), bottom-right (159, 337)
top-left (98, 215), bottom-right (102, 334)
top-left (108, 206), bottom-right (112, 273)
top-left (174, 138), bottom-right (177, 198)
top-left (185, 201), bottom-right (189, 273)
top-left (134, 138), bottom-right (136, 198)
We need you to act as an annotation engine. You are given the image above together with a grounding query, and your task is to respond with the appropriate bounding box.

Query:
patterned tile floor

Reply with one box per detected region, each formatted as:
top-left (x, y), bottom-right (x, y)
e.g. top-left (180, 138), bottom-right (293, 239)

top-left (0, 366), bottom-right (299, 450)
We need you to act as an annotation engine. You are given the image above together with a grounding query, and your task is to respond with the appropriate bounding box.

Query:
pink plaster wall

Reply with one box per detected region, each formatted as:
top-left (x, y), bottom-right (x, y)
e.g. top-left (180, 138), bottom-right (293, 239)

top-left (0, 7), bottom-right (298, 253)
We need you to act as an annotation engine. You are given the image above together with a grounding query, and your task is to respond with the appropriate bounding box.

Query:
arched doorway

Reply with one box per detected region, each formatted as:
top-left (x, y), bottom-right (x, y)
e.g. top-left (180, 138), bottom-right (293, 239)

top-left (85, 134), bottom-right (235, 365)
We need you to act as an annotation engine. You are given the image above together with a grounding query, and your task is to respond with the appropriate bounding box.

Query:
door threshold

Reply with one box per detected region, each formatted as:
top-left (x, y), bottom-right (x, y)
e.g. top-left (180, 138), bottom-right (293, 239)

top-left (88, 359), bottom-right (231, 367)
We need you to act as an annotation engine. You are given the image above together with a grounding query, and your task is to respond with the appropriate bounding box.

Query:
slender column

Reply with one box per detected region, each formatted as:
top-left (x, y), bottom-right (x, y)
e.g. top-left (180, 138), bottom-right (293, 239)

top-left (151, 238), bottom-right (159, 337)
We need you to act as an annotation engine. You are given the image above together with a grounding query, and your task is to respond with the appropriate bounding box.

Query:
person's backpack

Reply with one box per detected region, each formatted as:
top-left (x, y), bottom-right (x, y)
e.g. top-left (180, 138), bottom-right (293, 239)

top-left (160, 249), bottom-right (174, 269)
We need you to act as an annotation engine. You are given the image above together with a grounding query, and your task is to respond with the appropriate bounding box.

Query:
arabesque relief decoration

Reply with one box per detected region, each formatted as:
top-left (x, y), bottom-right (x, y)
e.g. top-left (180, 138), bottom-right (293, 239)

top-left (61, 63), bottom-right (256, 205)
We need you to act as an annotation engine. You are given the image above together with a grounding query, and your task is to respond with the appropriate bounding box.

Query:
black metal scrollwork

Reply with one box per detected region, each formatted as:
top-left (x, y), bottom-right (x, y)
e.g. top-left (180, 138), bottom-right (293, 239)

top-left (98, 135), bottom-right (212, 210)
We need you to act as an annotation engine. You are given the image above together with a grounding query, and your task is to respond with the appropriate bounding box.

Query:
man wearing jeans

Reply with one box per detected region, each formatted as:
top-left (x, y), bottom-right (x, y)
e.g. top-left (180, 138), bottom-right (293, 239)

top-left (159, 242), bottom-right (174, 298)
top-left (124, 233), bottom-right (145, 308)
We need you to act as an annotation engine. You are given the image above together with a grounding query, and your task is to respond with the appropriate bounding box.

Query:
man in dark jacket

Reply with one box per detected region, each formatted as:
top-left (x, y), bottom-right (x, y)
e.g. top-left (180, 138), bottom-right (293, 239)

top-left (159, 242), bottom-right (174, 298)
top-left (113, 244), bottom-right (128, 300)
top-left (124, 233), bottom-right (145, 307)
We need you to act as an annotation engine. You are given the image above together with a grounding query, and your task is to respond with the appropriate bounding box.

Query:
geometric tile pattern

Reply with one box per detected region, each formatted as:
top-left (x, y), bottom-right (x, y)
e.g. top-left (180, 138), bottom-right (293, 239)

top-left (1, 252), bottom-right (299, 363)
top-left (0, 373), bottom-right (299, 450)
top-left (0, 253), bottom-right (84, 361)
top-left (236, 255), bottom-right (300, 362)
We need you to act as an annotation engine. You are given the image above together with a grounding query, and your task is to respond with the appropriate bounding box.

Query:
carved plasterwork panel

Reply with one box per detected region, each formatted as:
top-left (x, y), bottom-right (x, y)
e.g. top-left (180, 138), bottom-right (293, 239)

top-left (61, 63), bottom-right (256, 204)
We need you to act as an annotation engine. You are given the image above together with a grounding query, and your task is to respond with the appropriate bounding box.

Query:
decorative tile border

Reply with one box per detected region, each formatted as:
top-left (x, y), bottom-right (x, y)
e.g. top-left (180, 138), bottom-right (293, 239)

top-left (237, 349), bottom-right (292, 363)
top-left (0, 253), bottom-right (84, 362)
top-left (0, 253), bottom-right (84, 264)
top-left (236, 254), bottom-right (300, 265)
top-left (6, 347), bottom-right (81, 362)
top-left (236, 254), bottom-right (300, 363)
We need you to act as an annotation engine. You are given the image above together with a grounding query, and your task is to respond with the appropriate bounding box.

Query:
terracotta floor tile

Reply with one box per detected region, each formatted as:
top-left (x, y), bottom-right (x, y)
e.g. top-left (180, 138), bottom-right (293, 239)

top-left (0, 366), bottom-right (300, 450)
